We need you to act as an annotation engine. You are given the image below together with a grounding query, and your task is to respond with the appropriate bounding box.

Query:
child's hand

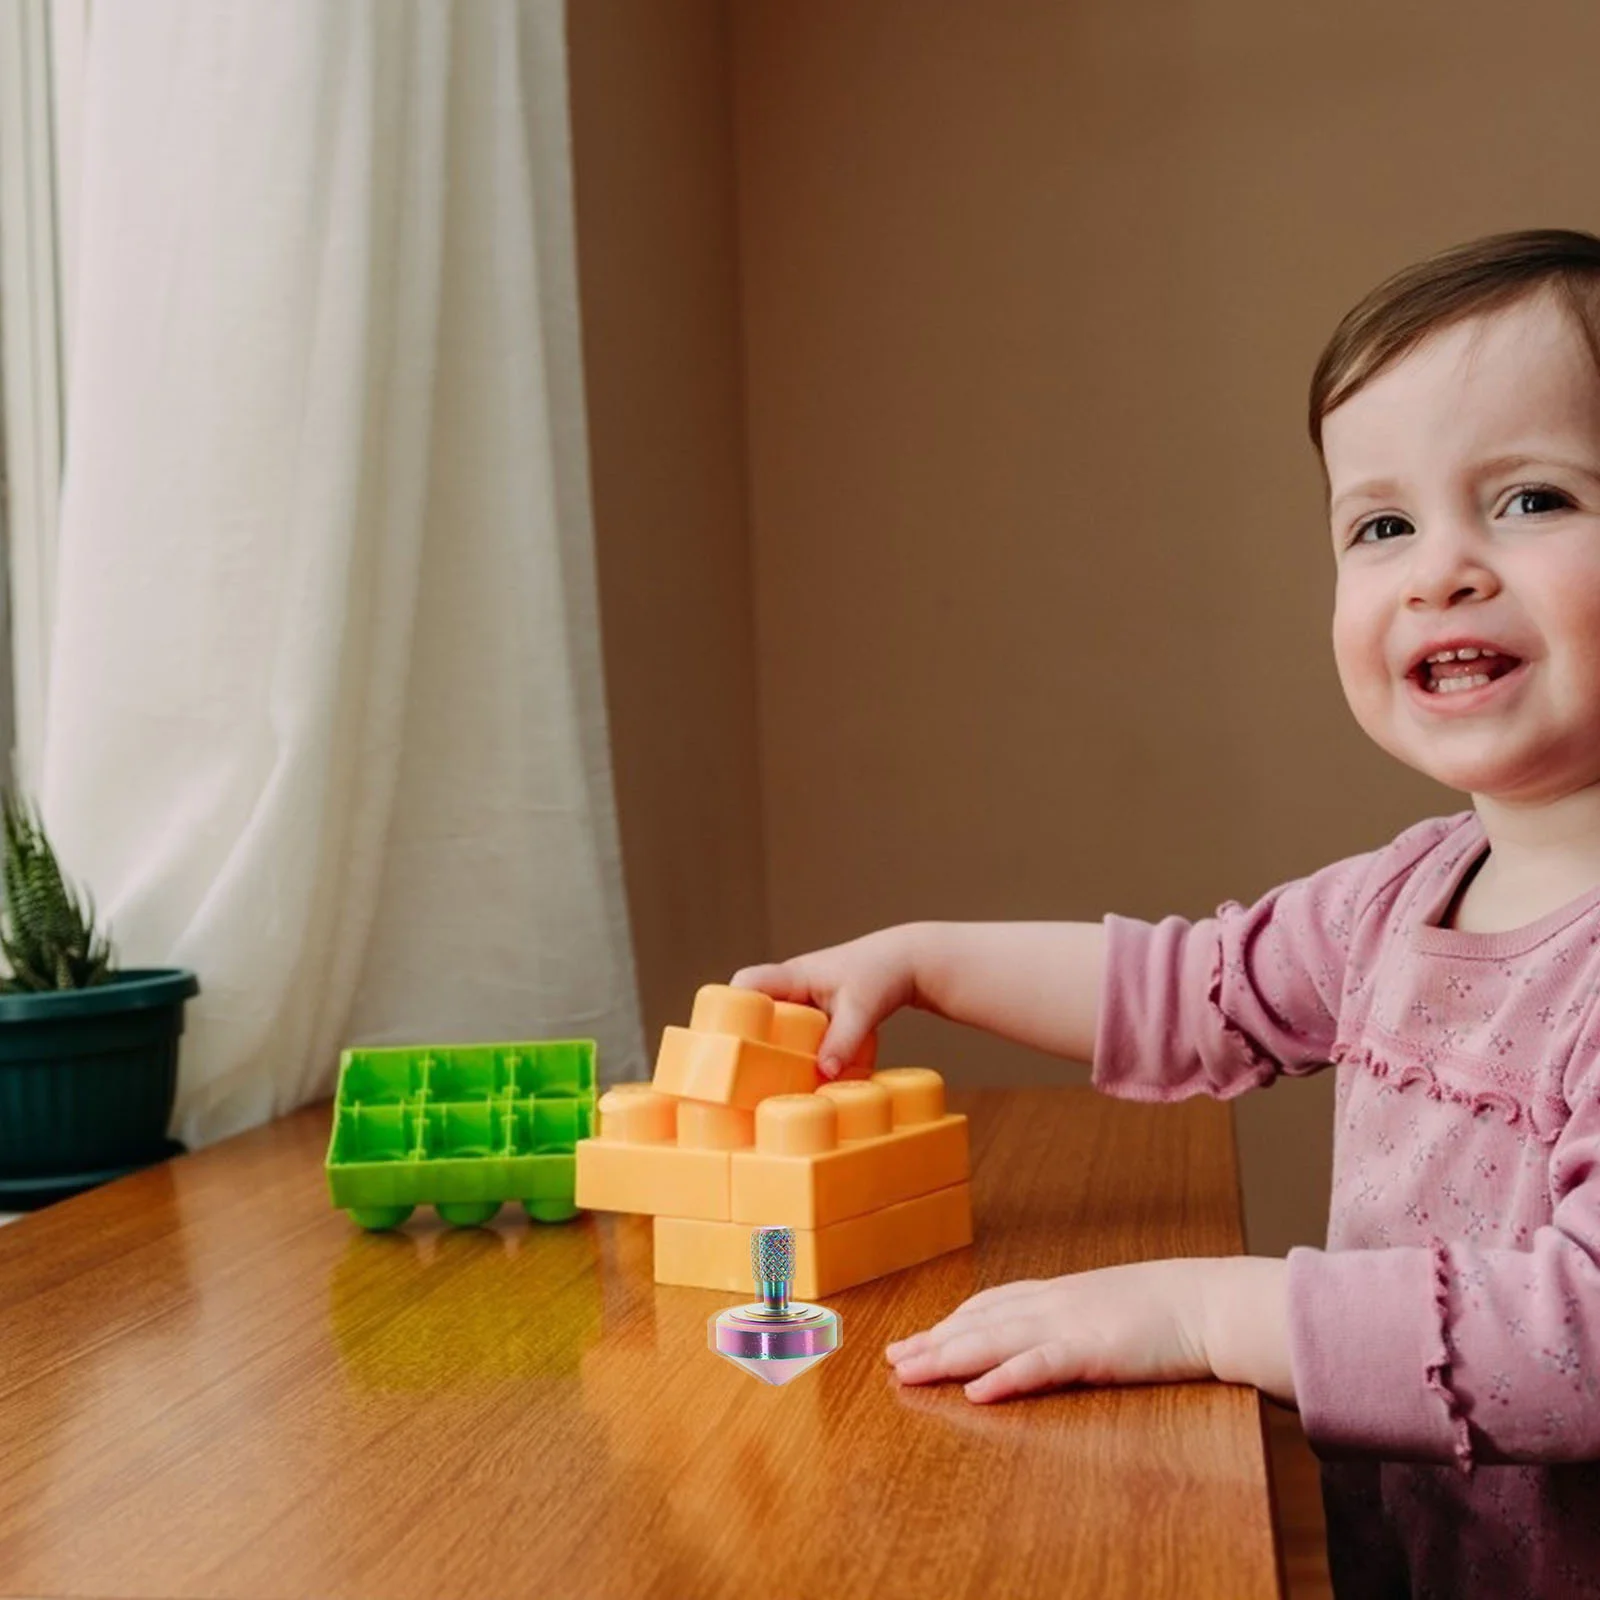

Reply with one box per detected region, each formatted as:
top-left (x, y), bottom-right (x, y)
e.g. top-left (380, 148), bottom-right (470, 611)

top-left (886, 1256), bottom-right (1295, 1405)
top-left (732, 925), bottom-right (921, 1079)
top-left (885, 1259), bottom-right (1215, 1403)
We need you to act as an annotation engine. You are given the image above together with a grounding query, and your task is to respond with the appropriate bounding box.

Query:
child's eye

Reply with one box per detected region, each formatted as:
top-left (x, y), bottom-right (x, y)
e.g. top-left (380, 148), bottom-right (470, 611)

top-left (1503, 485), bottom-right (1573, 516)
top-left (1351, 513), bottom-right (1413, 546)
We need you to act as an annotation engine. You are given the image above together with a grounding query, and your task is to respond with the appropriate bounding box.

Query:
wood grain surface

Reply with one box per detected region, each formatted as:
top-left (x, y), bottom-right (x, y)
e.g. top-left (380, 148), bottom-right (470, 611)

top-left (0, 1088), bottom-right (1280, 1599)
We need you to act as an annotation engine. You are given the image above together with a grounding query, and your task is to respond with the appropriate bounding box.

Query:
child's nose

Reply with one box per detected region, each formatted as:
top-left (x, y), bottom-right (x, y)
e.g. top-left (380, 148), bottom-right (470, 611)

top-left (1404, 523), bottom-right (1500, 609)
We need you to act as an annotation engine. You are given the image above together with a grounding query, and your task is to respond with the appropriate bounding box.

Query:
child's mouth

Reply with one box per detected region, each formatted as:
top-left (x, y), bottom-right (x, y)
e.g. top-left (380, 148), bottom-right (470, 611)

top-left (1408, 654), bottom-right (1526, 709)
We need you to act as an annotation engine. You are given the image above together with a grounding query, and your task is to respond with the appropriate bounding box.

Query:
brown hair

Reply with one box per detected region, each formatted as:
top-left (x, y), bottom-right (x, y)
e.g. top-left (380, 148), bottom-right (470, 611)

top-left (1308, 228), bottom-right (1600, 452)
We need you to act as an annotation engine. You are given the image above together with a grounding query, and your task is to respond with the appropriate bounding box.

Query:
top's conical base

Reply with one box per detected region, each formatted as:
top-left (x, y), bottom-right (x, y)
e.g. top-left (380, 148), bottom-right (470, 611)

top-left (716, 1349), bottom-right (832, 1385)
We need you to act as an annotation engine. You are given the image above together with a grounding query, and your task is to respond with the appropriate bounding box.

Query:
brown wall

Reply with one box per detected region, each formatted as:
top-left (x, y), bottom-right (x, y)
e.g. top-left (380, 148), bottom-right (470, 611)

top-left (572, 0), bottom-right (1599, 1257)
top-left (567, 0), bottom-right (769, 1046)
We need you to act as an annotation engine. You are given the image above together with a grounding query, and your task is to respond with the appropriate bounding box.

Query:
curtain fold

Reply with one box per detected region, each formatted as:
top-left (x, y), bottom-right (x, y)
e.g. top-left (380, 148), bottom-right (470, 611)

top-left (35, 0), bottom-right (645, 1147)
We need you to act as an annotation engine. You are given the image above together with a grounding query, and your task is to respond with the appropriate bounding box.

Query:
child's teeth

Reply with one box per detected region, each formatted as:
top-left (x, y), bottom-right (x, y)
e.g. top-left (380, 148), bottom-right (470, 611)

top-left (1433, 673), bottom-right (1492, 694)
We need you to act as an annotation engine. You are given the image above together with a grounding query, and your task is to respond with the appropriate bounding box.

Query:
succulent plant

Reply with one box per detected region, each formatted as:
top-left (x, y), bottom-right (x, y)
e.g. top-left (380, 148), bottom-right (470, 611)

top-left (0, 790), bottom-right (115, 992)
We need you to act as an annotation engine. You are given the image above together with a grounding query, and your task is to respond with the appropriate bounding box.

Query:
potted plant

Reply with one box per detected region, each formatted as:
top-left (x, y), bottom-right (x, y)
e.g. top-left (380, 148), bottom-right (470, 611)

top-left (0, 789), bottom-right (198, 1204)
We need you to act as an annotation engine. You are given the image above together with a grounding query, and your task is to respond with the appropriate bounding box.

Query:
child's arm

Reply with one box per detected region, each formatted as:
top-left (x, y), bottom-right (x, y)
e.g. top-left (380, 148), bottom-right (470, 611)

top-left (738, 839), bottom-right (1380, 1088)
top-left (734, 920), bottom-right (1106, 1078)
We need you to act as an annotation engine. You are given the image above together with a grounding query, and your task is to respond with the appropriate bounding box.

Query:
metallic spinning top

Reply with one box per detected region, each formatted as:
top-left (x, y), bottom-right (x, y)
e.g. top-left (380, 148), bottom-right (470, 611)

top-left (708, 1225), bottom-right (842, 1386)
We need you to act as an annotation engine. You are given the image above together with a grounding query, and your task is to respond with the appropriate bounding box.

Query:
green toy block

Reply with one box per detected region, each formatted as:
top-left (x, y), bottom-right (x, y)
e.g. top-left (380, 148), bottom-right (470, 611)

top-left (325, 1039), bottom-right (598, 1230)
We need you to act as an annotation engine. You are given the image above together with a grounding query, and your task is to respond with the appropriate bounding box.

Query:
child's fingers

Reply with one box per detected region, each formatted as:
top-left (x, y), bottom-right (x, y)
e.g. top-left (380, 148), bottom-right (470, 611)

top-left (885, 1281), bottom-right (1052, 1358)
top-left (728, 964), bottom-right (876, 1079)
top-left (885, 1311), bottom-right (983, 1360)
top-left (890, 1317), bottom-right (1046, 1387)
top-left (887, 1303), bottom-right (998, 1352)
top-left (842, 1030), bottom-right (879, 1078)
top-left (729, 961), bottom-right (816, 1003)
top-left (963, 1342), bottom-right (1074, 1403)
top-left (817, 994), bottom-right (875, 1079)
top-left (884, 1332), bottom-right (927, 1362)
top-left (885, 1312), bottom-right (1003, 1364)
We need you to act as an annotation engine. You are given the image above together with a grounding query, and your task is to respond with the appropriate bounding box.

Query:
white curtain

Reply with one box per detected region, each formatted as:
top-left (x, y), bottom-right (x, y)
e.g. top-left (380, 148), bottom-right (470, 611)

top-left (29, 0), bottom-right (646, 1146)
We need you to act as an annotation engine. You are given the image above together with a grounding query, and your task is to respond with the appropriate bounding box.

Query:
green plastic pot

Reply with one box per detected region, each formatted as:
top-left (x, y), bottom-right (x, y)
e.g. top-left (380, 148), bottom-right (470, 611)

top-left (0, 968), bottom-right (200, 1177)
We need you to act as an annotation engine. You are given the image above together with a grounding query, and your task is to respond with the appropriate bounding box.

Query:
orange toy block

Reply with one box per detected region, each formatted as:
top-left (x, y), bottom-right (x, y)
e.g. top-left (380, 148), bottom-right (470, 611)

top-left (654, 1181), bottom-right (973, 1297)
top-left (574, 1086), bottom-right (731, 1220)
top-left (650, 985), bottom-right (824, 1109)
top-left (728, 1069), bottom-right (968, 1229)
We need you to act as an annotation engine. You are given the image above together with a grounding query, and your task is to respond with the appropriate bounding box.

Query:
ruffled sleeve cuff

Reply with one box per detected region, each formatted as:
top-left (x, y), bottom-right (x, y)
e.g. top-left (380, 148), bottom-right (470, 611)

top-left (1092, 912), bottom-right (1277, 1102)
top-left (1287, 1243), bottom-right (1473, 1472)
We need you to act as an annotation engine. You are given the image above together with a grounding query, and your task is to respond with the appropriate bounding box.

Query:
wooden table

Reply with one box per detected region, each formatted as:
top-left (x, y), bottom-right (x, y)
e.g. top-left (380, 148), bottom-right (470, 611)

top-left (0, 1088), bottom-right (1281, 1599)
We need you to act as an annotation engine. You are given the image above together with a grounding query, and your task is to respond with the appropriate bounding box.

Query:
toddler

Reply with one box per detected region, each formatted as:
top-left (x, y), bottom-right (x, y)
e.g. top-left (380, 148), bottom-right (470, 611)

top-left (733, 229), bottom-right (1600, 1598)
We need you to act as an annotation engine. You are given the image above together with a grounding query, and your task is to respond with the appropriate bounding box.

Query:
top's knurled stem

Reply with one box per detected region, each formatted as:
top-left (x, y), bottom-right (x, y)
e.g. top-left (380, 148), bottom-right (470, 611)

top-left (752, 1225), bottom-right (794, 1313)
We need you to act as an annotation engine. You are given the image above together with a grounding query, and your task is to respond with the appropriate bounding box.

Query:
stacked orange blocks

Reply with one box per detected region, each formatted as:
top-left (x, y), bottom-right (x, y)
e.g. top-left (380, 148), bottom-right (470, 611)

top-left (574, 984), bottom-right (973, 1297)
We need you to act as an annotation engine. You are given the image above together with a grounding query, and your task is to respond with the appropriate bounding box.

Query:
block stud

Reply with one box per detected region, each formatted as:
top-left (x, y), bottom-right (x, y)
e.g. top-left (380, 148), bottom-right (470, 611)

top-left (676, 1099), bottom-right (755, 1151)
top-left (689, 984), bottom-right (774, 1043)
top-left (770, 1001), bottom-right (828, 1057)
top-left (755, 1093), bottom-right (837, 1155)
top-left (816, 1079), bottom-right (892, 1140)
top-left (598, 1086), bottom-right (677, 1144)
top-left (872, 1067), bottom-right (945, 1126)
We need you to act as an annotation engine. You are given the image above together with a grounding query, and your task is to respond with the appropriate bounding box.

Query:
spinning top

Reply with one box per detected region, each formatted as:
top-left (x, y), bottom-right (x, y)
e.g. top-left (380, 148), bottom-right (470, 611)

top-left (709, 1225), bottom-right (842, 1386)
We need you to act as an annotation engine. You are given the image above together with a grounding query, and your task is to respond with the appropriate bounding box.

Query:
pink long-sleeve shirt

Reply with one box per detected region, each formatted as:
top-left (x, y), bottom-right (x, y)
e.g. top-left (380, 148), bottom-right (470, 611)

top-left (1093, 808), bottom-right (1600, 1598)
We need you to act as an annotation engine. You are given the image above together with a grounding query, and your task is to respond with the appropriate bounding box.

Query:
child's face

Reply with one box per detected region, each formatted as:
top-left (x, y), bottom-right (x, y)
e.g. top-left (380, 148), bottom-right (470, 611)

top-left (1324, 289), bottom-right (1600, 804)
